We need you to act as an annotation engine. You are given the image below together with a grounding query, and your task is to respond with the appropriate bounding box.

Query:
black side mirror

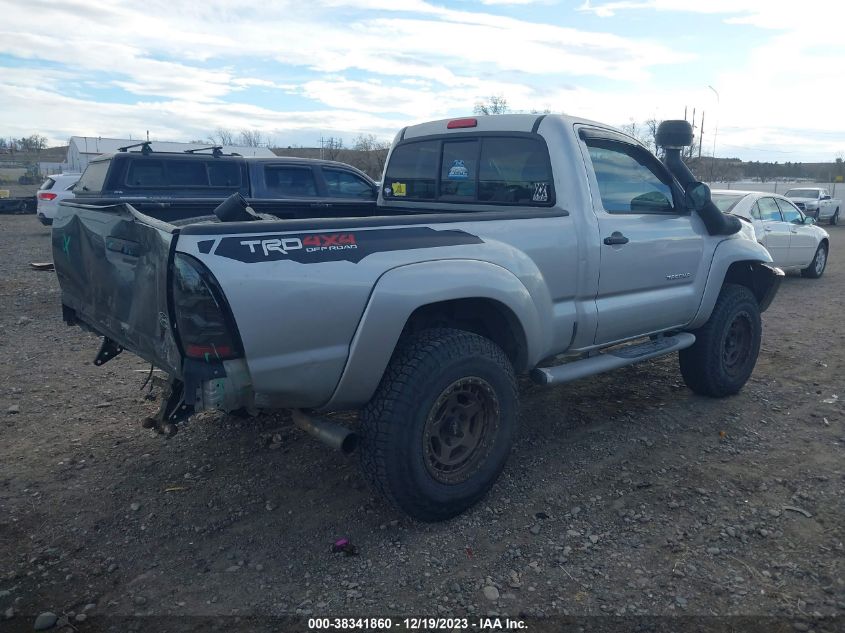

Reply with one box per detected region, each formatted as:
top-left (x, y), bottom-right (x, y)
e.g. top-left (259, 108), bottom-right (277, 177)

top-left (684, 181), bottom-right (711, 212)
top-left (822, 195), bottom-right (831, 200)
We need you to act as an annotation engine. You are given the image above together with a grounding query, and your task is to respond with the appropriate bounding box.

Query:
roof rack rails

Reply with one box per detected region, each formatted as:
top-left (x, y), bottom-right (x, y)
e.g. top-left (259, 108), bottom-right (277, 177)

top-left (184, 146), bottom-right (224, 158)
top-left (117, 141), bottom-right (153, 155)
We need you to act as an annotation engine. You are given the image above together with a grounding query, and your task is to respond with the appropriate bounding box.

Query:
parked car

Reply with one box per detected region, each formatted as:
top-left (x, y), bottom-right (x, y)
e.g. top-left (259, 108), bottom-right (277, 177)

top-left (72, 144), bottom-right (378, 221)
top-left (36, 173), bottom-right (81, 225)
top-left (783, 187), bottom-right (840, 225)
top-left (53, 116), bottom-right (782, 521)
top-left (712, 190), bottom-right (829, 278)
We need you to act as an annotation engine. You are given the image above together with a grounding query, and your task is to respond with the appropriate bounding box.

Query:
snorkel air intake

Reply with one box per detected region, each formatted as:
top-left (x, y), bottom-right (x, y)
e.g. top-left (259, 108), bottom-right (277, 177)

top-left (656, 120), bottom-right (741, 236)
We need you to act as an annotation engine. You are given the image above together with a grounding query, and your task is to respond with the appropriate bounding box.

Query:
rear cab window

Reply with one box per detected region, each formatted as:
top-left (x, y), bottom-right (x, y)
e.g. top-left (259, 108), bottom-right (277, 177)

top-left (383, 135), bottom-right (554, 207)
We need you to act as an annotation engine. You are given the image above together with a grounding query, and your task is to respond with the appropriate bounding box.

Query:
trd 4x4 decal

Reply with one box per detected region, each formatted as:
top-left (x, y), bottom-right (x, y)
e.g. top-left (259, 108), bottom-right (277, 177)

top-left (212, 227), bottom-right (483, 264)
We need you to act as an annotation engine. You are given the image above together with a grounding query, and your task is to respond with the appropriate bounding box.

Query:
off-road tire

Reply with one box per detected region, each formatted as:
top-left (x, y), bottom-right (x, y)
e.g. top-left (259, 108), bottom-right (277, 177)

top-left (801, 243), bottom-right (828, 279)
top-left (679, 284), bottom-right (761, 397)
top-left (830, 208), bottom-right (839, 226)
top-left (359, 328), bottom-right (518, 522)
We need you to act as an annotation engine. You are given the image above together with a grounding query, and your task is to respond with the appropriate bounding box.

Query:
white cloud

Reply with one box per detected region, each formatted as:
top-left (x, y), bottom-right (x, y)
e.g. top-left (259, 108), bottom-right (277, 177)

top-left (0, 0), bottom-right (843, 159)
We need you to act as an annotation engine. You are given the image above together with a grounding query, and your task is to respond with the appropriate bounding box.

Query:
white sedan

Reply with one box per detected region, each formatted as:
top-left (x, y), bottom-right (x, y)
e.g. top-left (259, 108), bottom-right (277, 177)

top-left (712, 190), bottom-right (830, 278)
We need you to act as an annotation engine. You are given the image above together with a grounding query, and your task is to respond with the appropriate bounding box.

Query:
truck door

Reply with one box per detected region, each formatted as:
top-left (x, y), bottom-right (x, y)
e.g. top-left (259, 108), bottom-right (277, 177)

top-left (819, 189), bottom-right (831, 218)
top-left (579, 131), bottom-right (705, 345)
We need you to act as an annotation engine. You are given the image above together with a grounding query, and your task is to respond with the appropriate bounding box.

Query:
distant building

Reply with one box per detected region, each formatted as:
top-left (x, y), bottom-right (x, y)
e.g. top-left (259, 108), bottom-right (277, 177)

top-left (38, 162), bottom-right (67, 175)
top-left (66, 137), bottom-right (276, 172)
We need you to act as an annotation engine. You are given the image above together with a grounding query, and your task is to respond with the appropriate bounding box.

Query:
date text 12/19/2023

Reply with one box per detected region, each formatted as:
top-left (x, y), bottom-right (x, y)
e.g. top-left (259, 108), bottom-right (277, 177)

top-left (307, 617), bottom-right (528, 630)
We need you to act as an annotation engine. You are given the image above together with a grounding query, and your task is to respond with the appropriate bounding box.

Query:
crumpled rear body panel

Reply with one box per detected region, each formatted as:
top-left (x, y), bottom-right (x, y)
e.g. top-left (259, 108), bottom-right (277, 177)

top-left (52, 203), bottom-right (182, 376)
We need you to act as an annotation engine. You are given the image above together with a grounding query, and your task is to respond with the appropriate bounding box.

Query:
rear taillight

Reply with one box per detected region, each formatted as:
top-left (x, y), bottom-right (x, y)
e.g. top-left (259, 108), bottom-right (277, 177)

top-left (172, 253), bottom-right (242, 361)
top-left (38, 192), bottom-right (57, 201)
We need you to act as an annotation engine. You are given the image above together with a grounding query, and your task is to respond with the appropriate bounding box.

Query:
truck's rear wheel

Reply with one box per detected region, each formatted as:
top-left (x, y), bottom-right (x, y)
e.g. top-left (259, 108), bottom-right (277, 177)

top-left (359, 328), bottom-right (518, 521)
top-left (679, 284), bottom-right (761, 397)
top-left (830, 208), bottom-right (839, 226)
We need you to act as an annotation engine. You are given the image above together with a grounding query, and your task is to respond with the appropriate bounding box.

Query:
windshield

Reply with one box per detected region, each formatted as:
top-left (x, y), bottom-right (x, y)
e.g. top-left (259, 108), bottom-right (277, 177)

top-left (785, 189), bottom-right (818, 198)
top-left (711, 193), bottom-right (745, 213)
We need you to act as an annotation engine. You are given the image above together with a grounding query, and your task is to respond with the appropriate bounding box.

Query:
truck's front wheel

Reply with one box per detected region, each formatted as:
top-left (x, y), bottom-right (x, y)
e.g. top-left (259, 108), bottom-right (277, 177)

top-left (360, 328), bottom-right (518, 521)
top-left (679, 284), bottom-right (761, 397)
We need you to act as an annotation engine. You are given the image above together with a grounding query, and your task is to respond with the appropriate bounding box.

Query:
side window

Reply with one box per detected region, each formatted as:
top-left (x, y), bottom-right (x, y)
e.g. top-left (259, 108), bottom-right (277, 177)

top-left (585, 139), bottom-right (676, 213)
top-left (383, 140), bottom-right (438, 200)
top-left (776, 198), bottom-right (802, 223)
top-left (323, 168), bottom-right (374, 199)
top-left (750, 202), bottom-right (762, 220)
top-left (127, 160), bottom-right (166, 187)
top-left (264, 166), bottom-right (318, 197)
top-left (39, 178), bottom-right (56, 191)
top-left (440, 140), bottom-right (478, 200)
top-left (166, 161), bottom-right (208, 187)
top-left (757, 197), bottom-right (782, 221)
top-left (478, 137), bottom-right (553, 204)
top-left (208, 162), bottom-right (241, 187)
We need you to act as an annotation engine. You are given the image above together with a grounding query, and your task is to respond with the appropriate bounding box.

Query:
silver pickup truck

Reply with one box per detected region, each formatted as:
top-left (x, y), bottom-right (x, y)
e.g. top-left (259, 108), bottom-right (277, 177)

top-left (784, 187), bottom-right (841, 225)
top-left (53, 114), bottom-right (782, 521)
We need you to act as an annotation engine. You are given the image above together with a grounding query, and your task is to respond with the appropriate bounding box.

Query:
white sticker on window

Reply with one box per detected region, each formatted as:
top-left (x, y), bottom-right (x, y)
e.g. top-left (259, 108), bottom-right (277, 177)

top-left (532, 182), bottom-right (549, 202)
top-left (447, 160), bottom-right (469, 180)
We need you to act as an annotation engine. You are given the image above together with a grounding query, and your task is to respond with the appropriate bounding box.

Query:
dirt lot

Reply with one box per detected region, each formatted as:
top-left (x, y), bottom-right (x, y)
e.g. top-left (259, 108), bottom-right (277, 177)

top-left (0, 214), bottom-right (843, 632)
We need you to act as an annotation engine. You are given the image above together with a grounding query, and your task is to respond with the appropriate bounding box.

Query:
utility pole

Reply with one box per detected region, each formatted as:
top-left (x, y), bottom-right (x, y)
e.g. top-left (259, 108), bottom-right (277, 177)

top-left (699, 111), bottom-right (704, 159)
top-left (690, 108), bottom-right (696, 158)
top-left (708, 85), bottom-right (720, 183)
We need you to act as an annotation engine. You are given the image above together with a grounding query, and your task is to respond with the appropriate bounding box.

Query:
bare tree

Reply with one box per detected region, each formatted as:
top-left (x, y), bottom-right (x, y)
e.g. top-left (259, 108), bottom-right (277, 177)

top-left (350, 134), bottom-right (390, 178)
top-left (321, 137), bottom-right (344, 161)
top-left (209, 128), bottom-right (235, 146)
top-left (474, 95), bottom-right (509, 115)
top-left (239, 129), bottom-right (263, 147)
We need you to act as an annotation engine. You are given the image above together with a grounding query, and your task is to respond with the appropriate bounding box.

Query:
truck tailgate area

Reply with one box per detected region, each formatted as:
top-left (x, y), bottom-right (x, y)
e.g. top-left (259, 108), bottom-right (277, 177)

top-left (52, 203), bottom-right (183, 375)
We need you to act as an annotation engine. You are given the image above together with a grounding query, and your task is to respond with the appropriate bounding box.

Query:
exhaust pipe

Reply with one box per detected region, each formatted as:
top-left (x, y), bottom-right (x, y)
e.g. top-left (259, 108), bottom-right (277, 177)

top-left (291, 409), bottom-right (359, 454)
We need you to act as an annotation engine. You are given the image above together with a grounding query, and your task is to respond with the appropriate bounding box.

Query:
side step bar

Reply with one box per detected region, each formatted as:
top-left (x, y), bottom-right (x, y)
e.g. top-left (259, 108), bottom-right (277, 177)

top-left (531, 333), bottom-right (696, 385)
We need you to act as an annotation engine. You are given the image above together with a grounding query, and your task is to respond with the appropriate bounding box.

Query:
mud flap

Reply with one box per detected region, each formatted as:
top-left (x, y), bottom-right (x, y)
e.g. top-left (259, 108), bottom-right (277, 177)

top-left (751, 263), bottom-right (784, 312)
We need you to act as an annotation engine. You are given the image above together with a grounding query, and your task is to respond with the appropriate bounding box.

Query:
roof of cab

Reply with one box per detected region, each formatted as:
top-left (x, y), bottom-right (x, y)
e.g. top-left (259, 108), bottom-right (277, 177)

top-left (401, 113), bottom-right (626, 140)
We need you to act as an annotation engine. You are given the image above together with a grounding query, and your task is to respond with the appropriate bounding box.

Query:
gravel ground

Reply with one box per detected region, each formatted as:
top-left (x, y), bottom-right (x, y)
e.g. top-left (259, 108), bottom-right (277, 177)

top-left (0, 214), bottom-right (843, 632)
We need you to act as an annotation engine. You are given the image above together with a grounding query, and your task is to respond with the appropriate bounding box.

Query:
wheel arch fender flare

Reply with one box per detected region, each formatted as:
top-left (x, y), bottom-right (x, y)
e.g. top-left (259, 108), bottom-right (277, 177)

top-left (688, 239), bottom-right (781, 329)
top-left (321, 259), bottom-right (547, 410)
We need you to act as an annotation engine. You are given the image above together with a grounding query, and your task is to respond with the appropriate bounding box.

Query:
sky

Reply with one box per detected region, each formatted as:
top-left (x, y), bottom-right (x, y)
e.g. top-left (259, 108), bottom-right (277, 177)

top-left (0, 0), bottom-right (843, 162)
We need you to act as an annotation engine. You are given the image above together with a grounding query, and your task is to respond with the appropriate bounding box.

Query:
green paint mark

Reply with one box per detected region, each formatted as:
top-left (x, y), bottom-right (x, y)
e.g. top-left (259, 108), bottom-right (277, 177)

top-left (204, 352), bottom-right (211, 363)
top-left (62, 234), bottom-right (71, 255)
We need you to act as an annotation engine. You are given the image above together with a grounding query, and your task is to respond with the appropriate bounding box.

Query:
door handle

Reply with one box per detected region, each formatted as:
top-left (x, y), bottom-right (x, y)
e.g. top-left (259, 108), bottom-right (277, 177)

top-left (603, 232), bottom-right (629, 246)
top-left (764, 227), bottom-right (773, 232)
top-left (790, 229), bottom-right (798, 233)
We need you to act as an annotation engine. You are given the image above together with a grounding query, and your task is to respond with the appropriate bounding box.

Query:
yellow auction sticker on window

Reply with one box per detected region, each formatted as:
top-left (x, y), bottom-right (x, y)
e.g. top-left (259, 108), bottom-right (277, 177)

top-left (391, 182), bottom-right (407, 197)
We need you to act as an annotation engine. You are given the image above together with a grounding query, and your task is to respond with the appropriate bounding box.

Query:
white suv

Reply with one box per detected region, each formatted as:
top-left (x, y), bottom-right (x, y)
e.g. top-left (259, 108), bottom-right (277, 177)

top-left (37, 173), bottom-right (81, 225)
